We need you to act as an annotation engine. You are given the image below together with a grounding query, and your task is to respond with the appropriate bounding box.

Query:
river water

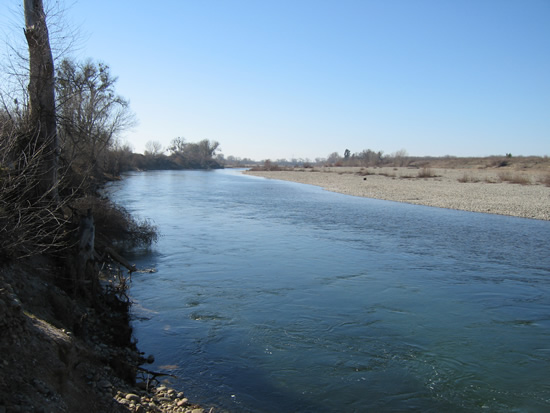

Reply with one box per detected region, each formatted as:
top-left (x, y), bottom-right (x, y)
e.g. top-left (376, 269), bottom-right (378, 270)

top-left (107, 169), bottom-right (550, 412)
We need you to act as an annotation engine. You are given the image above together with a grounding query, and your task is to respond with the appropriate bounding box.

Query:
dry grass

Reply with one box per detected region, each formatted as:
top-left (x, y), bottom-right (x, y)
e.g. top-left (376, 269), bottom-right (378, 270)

top-left (71, 196), bottom-right (158, 249)
top-left (355, 169), bottom-right (375, 177)
top-left (457, 173), bottom-right (480, 183)
top-left (417, 167), bottom-right (437, 178)
top-left (424, 155), bottom-right (549, 171)
top-left (498, 172), bottom-right (532, 185)
top-left (538, 173), bottom-right (550, 187)
top-left (484, 176), bottom-right (500, 184)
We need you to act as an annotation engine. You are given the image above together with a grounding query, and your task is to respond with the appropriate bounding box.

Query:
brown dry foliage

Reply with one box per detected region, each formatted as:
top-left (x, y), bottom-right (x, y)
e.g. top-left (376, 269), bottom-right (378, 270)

top-left (0, 123), bottom-right (157, 260)
top-left (498, 172), bottom-right (532, 185)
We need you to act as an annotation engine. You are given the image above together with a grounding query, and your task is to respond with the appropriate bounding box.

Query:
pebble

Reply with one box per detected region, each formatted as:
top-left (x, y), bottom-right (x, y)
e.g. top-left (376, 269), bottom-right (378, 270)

top-left (125, 393), bottom-right (140, 402)
top-left (111, 379), bottom-right (210, 413)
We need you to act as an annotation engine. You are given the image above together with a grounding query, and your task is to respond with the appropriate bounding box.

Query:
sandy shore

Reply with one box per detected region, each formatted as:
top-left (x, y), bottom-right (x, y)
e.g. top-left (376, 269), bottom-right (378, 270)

top-left (244, 167), bottom-right (550, 221)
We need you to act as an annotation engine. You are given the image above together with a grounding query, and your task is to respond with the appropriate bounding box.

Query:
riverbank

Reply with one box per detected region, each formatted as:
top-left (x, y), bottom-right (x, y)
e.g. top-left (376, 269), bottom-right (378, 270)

top-left (0, 256), bottom-right (210, 413)
top-left (244, 166), bottom-right (550, 221)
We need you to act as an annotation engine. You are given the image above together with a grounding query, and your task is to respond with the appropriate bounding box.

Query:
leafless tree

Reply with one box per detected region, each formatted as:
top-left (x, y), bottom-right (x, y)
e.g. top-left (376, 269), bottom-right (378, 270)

top-left (392, 149), bottom-right (409, 167)
top-left (168, 136), bottom-right (187, 154)
top-left (56, 58), bottom-right (137, 173)
top-left (1, 0), bottom-right (79, 114)
top-left (23, 0), bottom-right (59, 200)
top-left (144, 140), bottom-right (163, 156)
top-left (326, 152), bottom-right (341, 165)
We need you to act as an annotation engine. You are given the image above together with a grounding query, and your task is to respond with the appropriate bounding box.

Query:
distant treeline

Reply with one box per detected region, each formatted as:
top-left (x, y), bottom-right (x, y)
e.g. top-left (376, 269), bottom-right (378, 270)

top-left (245, 150), bottom-right (548, 171)
top-left (244, 149), bottom-right (410, 169)
top-left (109, 137), bottom-right (224, 175)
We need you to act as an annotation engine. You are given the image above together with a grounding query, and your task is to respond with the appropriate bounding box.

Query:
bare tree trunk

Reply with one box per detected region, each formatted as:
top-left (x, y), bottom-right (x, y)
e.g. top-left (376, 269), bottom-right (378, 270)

top-left (76, 209), bottom-right (96, 299)
top-left (24, 0), bottom-right (59, 200)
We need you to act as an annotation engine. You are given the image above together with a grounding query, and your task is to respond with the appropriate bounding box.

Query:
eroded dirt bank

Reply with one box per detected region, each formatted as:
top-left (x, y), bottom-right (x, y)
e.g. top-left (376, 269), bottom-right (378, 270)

top-left (0, 257), bottom-right (211, 413)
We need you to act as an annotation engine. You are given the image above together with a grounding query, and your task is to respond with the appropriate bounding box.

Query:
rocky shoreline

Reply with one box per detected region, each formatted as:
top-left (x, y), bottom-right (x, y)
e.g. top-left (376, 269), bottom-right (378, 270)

top-left (0, 257), bottom-right (213, 413)
top-left (244, 166), bottom-right (550, 221)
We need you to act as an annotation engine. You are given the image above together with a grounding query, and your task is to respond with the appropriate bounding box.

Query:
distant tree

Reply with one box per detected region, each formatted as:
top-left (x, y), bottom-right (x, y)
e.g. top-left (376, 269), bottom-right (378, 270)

top-left (392, 149), bottom-right (409, 167)
top-left (262, 159), bottom-right (280, 171)
top-left (197, 139), bottom-right (219, 160)
top-left (105, 140), bottom-right (134, 175)
top-left (168, 137), bottom-right (186, 154)
top-left (356, 149), bottom-right (384, 166)
top-left (144, 140), bottom-right (163, 156)
top-left (344, 149), bottom-right (351, 159)
top-left (176, 139), bottom-right (220, 168)
top-left (327, 152), bottom-right (340, 165)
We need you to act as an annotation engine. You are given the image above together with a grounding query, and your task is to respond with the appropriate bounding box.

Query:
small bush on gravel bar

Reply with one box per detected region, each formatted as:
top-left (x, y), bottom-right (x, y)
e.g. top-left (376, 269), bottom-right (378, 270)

top-left (539, 173), bottom-right (550, 187)
top-left (458, 173), bottom-right (480, 183)
top-left (417, 167), bottom-right (437, 178)
top-left (498, 172), bottom-right (531, 185)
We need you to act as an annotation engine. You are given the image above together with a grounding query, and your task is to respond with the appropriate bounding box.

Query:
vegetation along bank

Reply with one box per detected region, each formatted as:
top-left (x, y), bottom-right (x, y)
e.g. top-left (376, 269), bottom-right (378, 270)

top-left (1, 1), bottom-right (216, 411)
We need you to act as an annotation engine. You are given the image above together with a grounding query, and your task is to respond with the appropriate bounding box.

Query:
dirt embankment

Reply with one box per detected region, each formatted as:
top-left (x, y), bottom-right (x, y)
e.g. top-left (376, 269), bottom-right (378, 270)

top-left (0, 256), bottom-right (211, 413)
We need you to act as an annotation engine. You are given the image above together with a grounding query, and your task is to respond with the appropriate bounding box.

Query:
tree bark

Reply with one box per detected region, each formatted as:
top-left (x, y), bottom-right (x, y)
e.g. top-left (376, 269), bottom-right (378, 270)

top-left (24, 0), bottom-right (59, 200)
top-left (76, 209), bottom-right (96, 297)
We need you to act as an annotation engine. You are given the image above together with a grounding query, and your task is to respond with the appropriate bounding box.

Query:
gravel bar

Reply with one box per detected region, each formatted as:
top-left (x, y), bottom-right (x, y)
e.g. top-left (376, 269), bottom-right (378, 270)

top-left (244, 167), bottom-right (550, 221)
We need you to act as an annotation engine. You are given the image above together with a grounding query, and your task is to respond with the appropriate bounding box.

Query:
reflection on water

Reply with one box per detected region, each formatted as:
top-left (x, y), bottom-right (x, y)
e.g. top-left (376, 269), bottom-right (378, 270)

top-left (108, 169), bottom-right (550, 412)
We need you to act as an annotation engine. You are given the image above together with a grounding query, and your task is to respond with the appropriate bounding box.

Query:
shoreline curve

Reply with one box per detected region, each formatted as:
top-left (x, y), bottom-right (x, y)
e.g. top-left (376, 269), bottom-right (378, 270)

top-left (243, 167), bottom-right (550, 221)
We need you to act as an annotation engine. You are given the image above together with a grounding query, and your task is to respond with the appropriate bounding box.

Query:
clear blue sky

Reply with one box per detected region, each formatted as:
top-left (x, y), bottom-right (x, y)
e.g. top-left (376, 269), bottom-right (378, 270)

top-left (2, 0), bottom-right (549, 160)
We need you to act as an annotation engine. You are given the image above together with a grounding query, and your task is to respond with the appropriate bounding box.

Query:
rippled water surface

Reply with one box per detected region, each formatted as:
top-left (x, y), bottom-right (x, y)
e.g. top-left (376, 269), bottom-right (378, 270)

top-left (107, 169), bottom-right (550, 412)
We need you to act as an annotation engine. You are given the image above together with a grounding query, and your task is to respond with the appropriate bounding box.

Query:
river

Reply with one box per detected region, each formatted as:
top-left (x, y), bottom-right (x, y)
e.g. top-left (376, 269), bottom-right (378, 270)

top-left (107, 169), bottom-right (550, 412)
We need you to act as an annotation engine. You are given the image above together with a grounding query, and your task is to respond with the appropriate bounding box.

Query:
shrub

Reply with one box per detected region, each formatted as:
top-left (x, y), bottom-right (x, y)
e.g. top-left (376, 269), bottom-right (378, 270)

top-left (71, 196), bottom-right (158, 250)
top-left (417, 167), bottom-right (436, 178)
top-left (249, 160), bottom-right (282, 171)
top-left (498, 172), bottom-right (531, 185)
top-left (458, 173), bottom-right (479, 183)
top-left (0, 129), bottom-right (73, 259)
top-left (538, 173), bottom-right (550, 187)
top-left (0, 121), bottom-right (158, 260)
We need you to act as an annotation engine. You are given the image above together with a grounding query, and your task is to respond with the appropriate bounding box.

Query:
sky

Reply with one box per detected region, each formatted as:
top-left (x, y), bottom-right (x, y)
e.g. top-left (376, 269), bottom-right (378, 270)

top-left (1, 0), bottom-right (549, 160)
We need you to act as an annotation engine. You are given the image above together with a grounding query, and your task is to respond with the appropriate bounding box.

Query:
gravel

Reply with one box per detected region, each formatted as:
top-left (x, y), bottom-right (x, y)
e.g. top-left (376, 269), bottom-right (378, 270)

top-left (244, 167), bottom-right (550, 221)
